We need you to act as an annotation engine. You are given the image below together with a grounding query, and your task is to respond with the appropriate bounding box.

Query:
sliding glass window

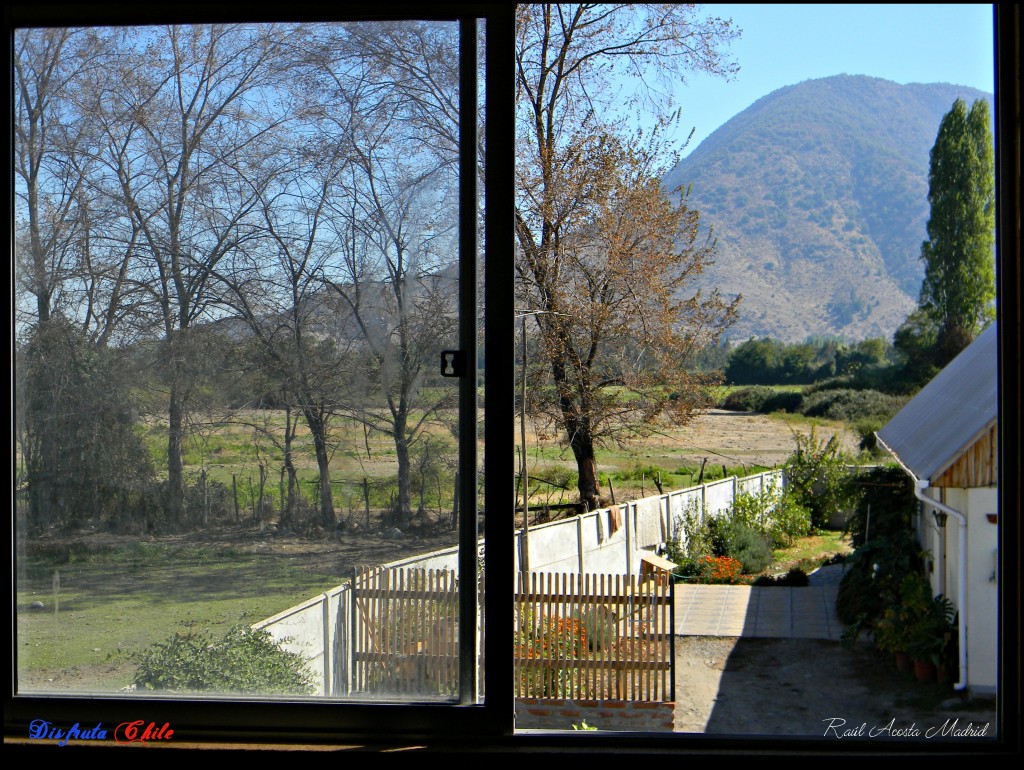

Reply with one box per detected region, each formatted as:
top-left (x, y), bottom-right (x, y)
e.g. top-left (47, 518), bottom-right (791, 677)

top-left (11, 8), bottom-right (502, 730)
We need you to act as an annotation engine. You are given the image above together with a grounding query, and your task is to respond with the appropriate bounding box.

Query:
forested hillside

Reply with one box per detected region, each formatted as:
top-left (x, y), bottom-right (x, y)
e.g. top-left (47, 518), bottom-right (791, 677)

top-left (664, 75), bottom-right (994, 342)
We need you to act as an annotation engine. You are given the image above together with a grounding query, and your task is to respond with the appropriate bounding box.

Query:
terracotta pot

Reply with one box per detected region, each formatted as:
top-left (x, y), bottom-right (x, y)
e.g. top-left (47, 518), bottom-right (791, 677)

top-left (913, 659), bottom-right (937, 682)
top-left (895, 651), bottom-right (912, 672)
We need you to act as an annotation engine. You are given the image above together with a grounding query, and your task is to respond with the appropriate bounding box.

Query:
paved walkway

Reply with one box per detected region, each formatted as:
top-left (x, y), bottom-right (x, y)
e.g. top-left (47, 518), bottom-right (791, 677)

top-left (674, 564), bottom-right (846, 640)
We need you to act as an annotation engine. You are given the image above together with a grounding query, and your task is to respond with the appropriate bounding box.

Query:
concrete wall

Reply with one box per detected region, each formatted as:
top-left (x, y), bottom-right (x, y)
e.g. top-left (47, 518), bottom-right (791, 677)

top-left (256, 543), bottom-right (460, 697)
top-left (259, 470), bottom-right (784, 697)
top-left (388, 545), bottom-right (458, 573)
top-left (253, 586), bottom-right (347, 697)
top-left (514, 472), bottom-right (784, 576)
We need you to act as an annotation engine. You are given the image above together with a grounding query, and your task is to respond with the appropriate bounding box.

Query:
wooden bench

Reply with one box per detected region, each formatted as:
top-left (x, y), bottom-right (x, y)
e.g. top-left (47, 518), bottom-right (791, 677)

top-left (639, 552), bottom-right (677, 586)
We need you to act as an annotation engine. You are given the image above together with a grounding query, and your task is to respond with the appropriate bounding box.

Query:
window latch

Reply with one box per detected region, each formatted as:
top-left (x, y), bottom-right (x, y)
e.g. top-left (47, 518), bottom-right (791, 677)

top-left (440, 350), bottom-right (466, 378)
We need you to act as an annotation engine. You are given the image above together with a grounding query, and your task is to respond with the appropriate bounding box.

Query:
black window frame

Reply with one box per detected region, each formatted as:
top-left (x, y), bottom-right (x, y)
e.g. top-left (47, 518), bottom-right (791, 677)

top-left (6, 1), bottom-right (515, 748)
top-left (6, 1), bottom-right (1020, 757)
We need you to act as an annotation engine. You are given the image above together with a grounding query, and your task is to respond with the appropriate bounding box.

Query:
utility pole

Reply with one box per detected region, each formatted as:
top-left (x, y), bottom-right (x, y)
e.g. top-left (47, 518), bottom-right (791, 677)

top-left (515, 308), bottom-right (571, 573)
top-left (520, 312), bottom-right (530, 572)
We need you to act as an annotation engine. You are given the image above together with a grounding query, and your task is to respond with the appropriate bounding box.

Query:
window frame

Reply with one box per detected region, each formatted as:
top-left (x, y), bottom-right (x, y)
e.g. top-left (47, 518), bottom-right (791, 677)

top-left (6, 1), bottom-right (1020, 756)
top-left (6, 1), bottom-right (516, 747)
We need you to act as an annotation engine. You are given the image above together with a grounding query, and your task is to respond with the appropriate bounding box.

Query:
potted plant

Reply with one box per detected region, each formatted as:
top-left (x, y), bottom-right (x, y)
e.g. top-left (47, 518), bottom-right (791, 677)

top-left (906, 626), bottom-right (940, 681)
top-left (873, 605), bottom-right (913, 670)
top-left (937, 620), bottom-right (959, 683)
top-left (906, 593), bottom-right (956, 683)
top-left (873, 572), bottom-right (932, 671)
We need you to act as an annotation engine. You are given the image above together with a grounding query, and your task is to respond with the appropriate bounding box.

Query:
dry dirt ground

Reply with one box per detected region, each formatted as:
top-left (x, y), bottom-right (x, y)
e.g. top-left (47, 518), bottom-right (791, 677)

top-left (517, 409), bottom-right (859, 520)
top-left (633, 408), bottom-right (861, 469)
top-left (522, 408), bottom-right (858, 477)
top-left (674, 636), bottom-right (998, 740)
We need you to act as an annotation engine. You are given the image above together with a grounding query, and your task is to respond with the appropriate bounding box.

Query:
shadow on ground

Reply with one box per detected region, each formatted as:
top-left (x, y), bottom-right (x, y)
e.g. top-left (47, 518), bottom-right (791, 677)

top-left (677, 636), bottom-right (997, 742)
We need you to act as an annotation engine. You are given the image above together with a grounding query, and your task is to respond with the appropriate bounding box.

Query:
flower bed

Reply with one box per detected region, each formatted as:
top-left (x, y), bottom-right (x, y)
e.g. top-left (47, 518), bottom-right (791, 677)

top-left (675, 555), bottom-right (747, 584)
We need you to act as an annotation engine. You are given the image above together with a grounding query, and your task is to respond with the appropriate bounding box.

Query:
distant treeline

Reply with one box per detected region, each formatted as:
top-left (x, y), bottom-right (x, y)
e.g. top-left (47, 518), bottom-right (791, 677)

top-left (690, 335), bottom-right (925, 394)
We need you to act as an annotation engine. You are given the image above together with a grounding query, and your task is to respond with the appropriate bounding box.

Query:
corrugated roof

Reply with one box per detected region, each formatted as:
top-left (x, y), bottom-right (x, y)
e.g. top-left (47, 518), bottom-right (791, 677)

top-left (876, 322), bottom-right (998, 483)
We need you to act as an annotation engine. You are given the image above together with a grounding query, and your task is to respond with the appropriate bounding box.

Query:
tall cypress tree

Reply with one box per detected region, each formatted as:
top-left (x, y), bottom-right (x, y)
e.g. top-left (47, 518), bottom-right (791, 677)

top-left (918, 97), bottom-right (996, 367)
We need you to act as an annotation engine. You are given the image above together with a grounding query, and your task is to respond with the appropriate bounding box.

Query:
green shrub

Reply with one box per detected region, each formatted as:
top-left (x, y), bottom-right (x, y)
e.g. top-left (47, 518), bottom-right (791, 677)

top-left (720, 386), bottom-right (776, 412)
top-left (133, 625), bottom-right (314, 695)
top-left (705, 515), bottom-right (732, 557)
top-left (727, 523), bottom-right (774, 573)
top-left (836, 529), bottom-right (922, 628)
top-left (530, 464), bottom-right (577, 492)
top-left (666, 502), bottom-right (711, 564)
top-left (854, 419), bottom-right (884, 454)
top-left (727, 490), bottom-right (764, 531)
top-left (752, 568), bottom-right (809, 586)
top-left (761, 390), bottom-right (804, 414)
top-left (765, 491), bottom-right (812, 547)
top-left (573, 606), bottom-right (616, 652)
top-left (730, 486), bottom-right (810, 548)
top-left (670, 481), bottom-right (811, 575)
top-left (803, 375), bottom-right (857, 394)
top-left (843, 465), bottom-right (916, 548)
top-left (799, 388), bottom-right (907, 423)
top-left (784, 428), bottom-right (861, 530)
top-left (616, 463), bottom-right (663, 481)
top-left (782, 567), bottom-right (810, 586)
top-left (514, 612), bottom-right (589, 697)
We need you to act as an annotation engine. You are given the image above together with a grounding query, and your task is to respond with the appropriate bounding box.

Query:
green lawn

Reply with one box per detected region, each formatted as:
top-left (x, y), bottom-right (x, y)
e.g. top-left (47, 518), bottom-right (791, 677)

top-left (15, 542), bottom-right (342, 691)
top-left (768, 528), bottom-right (853, 575)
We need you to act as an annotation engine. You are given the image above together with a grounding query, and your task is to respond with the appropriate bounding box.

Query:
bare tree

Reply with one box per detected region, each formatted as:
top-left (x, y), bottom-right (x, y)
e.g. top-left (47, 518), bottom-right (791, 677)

top-left (13, 28), bottom-right (155, 528)
top-left (216, 135), bottom-right (356, 531)
top-left (324, 142), bottom-right (459, 530)
top-left (13, 27), bottom-right (85, 329)
top-left (296, 27), bottom-right (462, 530)
top-left (15, 20), bottom-right (464, 534)
top-left (515, 4), bottom-right (742, 509)
top-left (83, 24), bottom-right (293, 527)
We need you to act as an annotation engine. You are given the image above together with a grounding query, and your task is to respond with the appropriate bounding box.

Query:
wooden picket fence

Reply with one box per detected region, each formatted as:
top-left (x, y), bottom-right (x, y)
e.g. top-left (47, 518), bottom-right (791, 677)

top-left (351, 565), bottom-right (460, 697)
top-left (514, 572), bottom-right (673, 702)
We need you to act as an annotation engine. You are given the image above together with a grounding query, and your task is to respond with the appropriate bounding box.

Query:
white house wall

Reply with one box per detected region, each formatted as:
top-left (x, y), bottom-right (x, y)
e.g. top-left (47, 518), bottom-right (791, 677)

top-left (962, 487), bottom-right (999, 694)
top-left (920, 486), bottom-right (998, 695)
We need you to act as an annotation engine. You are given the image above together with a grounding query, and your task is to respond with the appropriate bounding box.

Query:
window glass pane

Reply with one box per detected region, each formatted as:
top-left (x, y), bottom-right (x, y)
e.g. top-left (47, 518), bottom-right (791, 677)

top-left (14, 19), bottom-right (472, 702)
top-left (512, 3), bottom-right (998, 737)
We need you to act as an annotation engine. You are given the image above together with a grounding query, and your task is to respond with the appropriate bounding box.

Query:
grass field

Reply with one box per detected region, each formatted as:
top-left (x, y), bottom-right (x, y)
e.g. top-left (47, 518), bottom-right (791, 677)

top-left (130, 407), bottom-right (463, 526)
top-left (15, 538), bottom-right (345, 692)
top-left (16, 397), bottom-right (858, 693)
top-left (770, 528), bottom-right (853, 574)
top-left (711, 383), bottom-right (808, 401)
top-left (515, 403), bottom-right (856, 513)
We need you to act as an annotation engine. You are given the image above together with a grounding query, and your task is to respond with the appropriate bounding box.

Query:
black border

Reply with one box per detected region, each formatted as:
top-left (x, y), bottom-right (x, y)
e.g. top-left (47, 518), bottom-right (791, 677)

top-left (6, 1), bottom-right (1021, 758)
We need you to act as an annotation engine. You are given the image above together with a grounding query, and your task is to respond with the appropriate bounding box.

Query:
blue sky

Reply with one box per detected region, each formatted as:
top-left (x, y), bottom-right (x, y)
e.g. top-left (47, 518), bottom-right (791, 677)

top-left (669, 4), bottom-right (996, 156)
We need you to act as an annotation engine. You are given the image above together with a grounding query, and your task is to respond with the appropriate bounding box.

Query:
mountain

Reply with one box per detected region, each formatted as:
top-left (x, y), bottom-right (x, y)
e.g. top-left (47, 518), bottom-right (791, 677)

top-left (663, 75), bottom-right (994, 343)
